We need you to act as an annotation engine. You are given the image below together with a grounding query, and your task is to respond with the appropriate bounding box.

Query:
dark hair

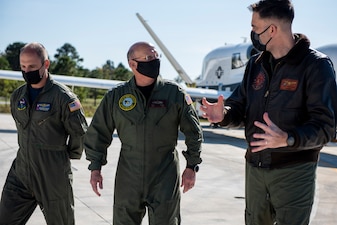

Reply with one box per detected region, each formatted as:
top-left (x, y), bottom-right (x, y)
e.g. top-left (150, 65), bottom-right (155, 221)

top-left (249, 0), bottom-right (294, 23)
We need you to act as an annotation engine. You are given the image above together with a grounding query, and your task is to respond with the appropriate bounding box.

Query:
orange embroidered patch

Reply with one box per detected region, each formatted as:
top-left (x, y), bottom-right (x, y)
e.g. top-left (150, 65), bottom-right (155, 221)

top-left (280, 79), bottom-right (298, 91)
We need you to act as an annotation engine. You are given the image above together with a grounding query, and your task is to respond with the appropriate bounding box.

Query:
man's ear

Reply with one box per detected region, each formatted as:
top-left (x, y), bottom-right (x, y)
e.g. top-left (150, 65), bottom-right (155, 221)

top-left (128, 60), bottom-right (137, 69)
top-left (44, 59), bottom-right (50, 69)
top-left (270, 24), bottom-right (277, 36)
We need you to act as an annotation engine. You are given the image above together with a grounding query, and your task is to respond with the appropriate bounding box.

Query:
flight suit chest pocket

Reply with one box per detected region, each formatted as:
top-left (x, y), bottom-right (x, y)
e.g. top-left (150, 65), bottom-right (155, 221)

top-left (148, 99), bottom-right (174, 124)
top-left (13, 109), bottom-right (30, 129)
top-left (32, 103), bottom-right (57, 125)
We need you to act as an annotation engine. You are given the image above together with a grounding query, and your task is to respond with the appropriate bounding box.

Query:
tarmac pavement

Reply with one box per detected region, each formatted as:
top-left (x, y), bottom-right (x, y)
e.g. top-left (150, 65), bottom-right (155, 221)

top-left (0, 113), bottom-right (336, 225)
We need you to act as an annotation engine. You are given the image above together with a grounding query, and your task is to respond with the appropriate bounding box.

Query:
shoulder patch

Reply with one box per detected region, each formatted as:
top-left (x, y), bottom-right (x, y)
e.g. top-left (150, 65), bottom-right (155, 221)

top-left (17, 98), bottom-right (27, 111)
top-left (185, 94), bottom-right (193, 105)
top-left (68, 99), bottom-right (82, 112)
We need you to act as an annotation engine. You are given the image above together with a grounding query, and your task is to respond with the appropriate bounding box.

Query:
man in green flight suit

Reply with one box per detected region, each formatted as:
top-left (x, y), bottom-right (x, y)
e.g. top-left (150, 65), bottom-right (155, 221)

top-left (84, 41), bottom-right (203, 225)
top-left (0, 42), bottom-right (88, 225)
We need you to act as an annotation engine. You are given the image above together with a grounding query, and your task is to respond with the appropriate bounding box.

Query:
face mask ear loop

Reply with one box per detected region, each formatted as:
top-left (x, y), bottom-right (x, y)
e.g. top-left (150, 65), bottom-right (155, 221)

top-left (257, 24), bottom-right (272, 36)
top-left (265, 37), bottom-right (272, 46)
top-left (39, 62), bottom-right (45, 78)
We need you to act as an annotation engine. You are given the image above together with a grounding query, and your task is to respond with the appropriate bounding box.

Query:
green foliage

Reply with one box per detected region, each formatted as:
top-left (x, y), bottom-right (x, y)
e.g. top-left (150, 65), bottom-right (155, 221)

top-left (0, 53), bottom-right (23, 98)
top-left (113, 63), bottom-right (133, 81)
top-left (54, 43), bottom-right (83, 65)
top-left (88, 61), bottom-right (132, 81)
top-left (51, 56), bottom-right (76, 75)
top-left (50, 43), bottom-right (81, 75)
top-left (0, 80), bottom-right (24, 99)
top-left (5, 42), bottom-right (26, 71)
top-left (81, 98), bottom-right (103, 117)
top-left (0, 55), bottom-right (11, 69)
top-left (101, 60), bottom-right (115, 80)
top-left (0, 104), bottom-right (11, 113)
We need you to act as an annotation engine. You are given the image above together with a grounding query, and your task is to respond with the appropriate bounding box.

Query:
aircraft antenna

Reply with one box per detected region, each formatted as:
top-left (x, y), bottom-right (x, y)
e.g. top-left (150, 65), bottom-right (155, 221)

top-left (136, 13), bottom-right (194, 85)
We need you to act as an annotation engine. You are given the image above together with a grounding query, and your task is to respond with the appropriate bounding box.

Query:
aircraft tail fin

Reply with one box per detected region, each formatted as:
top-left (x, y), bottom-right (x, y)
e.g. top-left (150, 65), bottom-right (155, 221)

top-left (136, 13), bottom-right (194, 85)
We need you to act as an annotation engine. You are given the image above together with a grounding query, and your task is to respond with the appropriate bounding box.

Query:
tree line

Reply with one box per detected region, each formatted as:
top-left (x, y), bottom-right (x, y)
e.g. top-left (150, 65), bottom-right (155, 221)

top-left (0, 42), bottom-right (133, 104)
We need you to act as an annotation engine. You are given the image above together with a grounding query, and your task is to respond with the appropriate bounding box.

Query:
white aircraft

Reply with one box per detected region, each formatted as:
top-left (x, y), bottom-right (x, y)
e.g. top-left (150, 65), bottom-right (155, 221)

top-left (136, 13), bottom-right (337, 90)
top-left (195, 42), bottom-right (257, 92)
top-left (1, 13), bottom-right (336, 106)
top-left (135, 13), bottom-right (337, 116)
top-left (197, 42), bottom-right (337, 92)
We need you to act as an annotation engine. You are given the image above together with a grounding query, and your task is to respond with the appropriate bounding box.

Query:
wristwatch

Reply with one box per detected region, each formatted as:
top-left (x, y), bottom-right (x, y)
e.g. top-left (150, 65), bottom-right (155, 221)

top-left (186, 164), bottom-right (199, 172)
top-left (287, 134), bottom-right (295, 147)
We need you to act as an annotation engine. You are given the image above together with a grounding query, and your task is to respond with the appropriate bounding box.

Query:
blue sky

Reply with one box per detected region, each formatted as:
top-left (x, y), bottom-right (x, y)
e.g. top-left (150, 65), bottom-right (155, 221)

top-left (1, 0), bottom-right (336, 81)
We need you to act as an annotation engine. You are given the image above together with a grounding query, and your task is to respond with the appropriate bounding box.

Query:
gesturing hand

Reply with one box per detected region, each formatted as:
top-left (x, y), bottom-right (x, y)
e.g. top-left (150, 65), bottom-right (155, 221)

top-left (250, 112), bottom-right (288, 152)
top-left (200, 95), bottom-right (225, 123)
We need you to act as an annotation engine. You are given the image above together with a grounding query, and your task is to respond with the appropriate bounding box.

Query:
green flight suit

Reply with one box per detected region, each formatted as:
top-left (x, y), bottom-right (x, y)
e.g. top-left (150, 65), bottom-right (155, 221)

top-left (84, 76), bottom-right (202, 225)
top-left (0, 75), bottom-right (88, 225)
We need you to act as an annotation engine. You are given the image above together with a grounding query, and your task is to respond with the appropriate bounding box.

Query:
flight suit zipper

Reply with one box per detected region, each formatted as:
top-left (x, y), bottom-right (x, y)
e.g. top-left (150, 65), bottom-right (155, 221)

top-left (136, 88), bottom-right (148, 195)
top-left (26, 91), bottom-right (43, 191)
top-left (258, 61), bottom-right (282, 167)
top-left (141, 87), bottom-right (156, 196)
top-left (26, 102), bottom-right (34, 190)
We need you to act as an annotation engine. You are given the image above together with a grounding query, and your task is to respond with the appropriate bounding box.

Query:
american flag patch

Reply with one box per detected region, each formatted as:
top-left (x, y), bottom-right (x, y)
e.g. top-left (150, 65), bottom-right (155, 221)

top-left (68, 100), bottom-right (82, 112)
top-left (185, 94), bottom-right (193, 105)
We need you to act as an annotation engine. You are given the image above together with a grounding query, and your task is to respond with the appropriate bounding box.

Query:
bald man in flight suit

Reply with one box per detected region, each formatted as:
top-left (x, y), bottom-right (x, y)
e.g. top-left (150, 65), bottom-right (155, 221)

top-left (84, 41), bottom-right (203, 225)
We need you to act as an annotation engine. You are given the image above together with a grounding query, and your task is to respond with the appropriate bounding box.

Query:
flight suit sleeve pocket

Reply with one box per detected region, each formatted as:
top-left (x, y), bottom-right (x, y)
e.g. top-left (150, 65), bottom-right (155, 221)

top-left (67, 111), bottom-right (88, 135)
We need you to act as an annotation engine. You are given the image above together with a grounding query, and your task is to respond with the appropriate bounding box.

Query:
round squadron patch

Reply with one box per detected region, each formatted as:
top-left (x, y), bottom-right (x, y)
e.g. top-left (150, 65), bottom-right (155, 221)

top-left (119, 94), bottom-right (136, 111)
top-left (252, 72), bottom-right (266, 90)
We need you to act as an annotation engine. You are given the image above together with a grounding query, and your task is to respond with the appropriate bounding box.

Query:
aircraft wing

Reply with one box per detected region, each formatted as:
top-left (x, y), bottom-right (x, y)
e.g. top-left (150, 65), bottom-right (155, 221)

top-left (0, 69), bottom-right (124, 90)
top-left (185, 87), bottom-right (231, 100)
top-left (0, 69), bottom-right (228, 100)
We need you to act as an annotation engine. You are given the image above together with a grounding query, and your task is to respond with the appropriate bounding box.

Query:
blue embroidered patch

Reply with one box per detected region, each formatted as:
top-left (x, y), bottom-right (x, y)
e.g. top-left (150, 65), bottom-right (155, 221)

top-left (36, 103), bottom-right (51, 112)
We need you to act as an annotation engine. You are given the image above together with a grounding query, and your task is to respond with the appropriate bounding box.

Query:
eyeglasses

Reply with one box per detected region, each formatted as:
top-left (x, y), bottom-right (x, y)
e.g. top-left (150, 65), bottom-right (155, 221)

top-left (131, 52), bottom-right (161, 62)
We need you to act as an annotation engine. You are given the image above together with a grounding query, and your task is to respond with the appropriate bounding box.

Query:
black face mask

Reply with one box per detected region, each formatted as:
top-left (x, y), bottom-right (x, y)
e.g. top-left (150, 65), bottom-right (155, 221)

top-left (135, 59), bottom-right (160, 79)
top-left (250, 25), bottom-right (272, 51)
top-left (22, 65), bottom-right (44, 85)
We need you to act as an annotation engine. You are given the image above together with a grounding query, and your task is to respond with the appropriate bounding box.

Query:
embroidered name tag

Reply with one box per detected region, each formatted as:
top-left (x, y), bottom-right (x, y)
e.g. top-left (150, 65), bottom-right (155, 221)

top-left (280, 79), bottom-right (298, 91)
top-left (36, 103), bottom-right (51, 112)
top-left (150, 100), bottom-right (166, 108)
